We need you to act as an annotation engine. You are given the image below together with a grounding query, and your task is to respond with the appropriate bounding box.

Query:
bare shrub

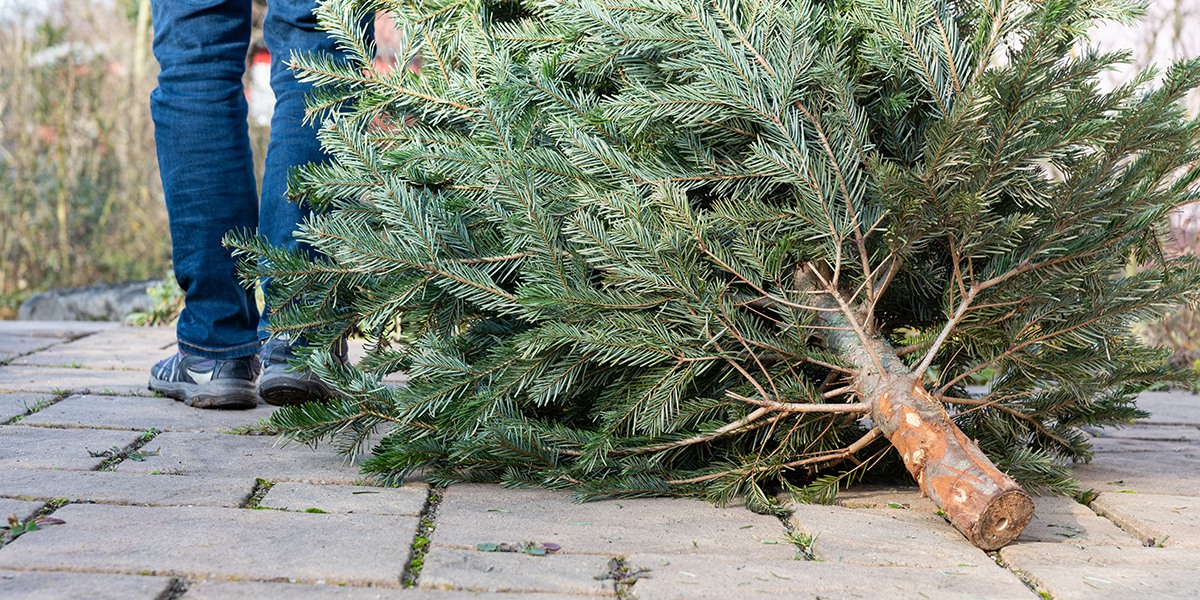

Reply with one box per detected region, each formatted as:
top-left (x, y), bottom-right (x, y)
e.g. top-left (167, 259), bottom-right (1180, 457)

top-left (1093, 5), bottom-right (1200, 366)
top-left (0, 1), bottom-right (168, 317)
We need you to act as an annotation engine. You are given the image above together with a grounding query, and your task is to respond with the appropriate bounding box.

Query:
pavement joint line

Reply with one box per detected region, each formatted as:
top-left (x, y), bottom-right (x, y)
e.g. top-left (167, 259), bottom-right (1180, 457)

top-left (0, 390), bottom-right (74, 425)
top-left (1075, 487), bottom-right (1161, 547)
top-left (0, 330), bottom-right (100, 367)
top-left (988, 551), bottom-right (1052, 599)
top-left (1097, 426), bottom-right (1200, 441)
top-left (402, 485), bottom-right (444, 588)
top-left (0, 566), bottom-right (416, 591)
top-left (428, 542), bottom-right (652, 557)
top-left (7, 421), bottom-right (160, 432)
top-left (0, 493), bottom-right (171, 508)
top-left (1086, 493), bottom-right (1166, 547)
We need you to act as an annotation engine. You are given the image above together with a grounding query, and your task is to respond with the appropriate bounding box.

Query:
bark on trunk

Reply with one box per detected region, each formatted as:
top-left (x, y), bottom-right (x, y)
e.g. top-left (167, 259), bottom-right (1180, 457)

top-left (866, 369), bottom-right (1034, 550)
top-left (807, 277), bottom-right (1034, 550)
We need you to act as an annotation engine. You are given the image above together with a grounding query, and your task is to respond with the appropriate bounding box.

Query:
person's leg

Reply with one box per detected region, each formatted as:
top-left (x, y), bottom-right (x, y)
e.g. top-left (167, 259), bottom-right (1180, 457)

top-left (148, 0), bottom-right (260, 408)
top-left (257, 0), bottom-right (341, 315)
top-left (256, 1), bottom-right (364, 405)
top-left (258, 1), bottom-right (375, 324)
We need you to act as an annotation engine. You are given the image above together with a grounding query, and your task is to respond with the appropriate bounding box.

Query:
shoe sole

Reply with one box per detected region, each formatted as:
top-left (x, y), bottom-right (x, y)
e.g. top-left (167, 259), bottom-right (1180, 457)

top-left (148, 377), bottom-right (258, 410)
top-left (258, 373), bottom-right (335, 407)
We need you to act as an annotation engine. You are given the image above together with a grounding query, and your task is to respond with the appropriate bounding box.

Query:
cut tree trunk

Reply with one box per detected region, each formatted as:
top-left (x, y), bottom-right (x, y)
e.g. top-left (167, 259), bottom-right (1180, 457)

top-left (804, 271), bottom-right (1034, 550)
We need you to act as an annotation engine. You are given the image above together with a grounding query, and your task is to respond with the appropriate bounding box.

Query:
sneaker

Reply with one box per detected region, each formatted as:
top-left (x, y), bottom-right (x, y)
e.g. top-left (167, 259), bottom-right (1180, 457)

top-left (257, 335), bottom-right (347, 406)
top-left (149, 350), bottom-right (260, 409)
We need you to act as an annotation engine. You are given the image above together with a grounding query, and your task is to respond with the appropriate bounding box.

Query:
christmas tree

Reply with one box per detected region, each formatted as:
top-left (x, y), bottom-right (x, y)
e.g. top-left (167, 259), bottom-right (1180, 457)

top-left (231, 0), bottom-right (1200, 549)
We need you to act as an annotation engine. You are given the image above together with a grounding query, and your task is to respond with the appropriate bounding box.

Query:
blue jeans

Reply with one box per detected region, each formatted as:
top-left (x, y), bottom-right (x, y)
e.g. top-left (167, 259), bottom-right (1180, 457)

top-left (150, 0), bottom-right (365, 359)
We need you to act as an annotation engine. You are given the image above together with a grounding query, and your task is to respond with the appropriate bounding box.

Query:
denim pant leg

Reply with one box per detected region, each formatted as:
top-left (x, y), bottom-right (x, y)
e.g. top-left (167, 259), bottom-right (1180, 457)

top-left (150, 0), bottom-right (261, 359)
top-left (258, 3), bottom-right (375, 340)
top-left (258, 2), bottom-right (342, 338)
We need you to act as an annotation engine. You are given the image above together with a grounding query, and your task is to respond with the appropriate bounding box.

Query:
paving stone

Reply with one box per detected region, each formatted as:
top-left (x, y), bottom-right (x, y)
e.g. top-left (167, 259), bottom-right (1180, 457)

top-left (833, 485), bottom-right (938, 512)
top-left (260, 482), bottom-right (427, 515)
top-left (0, 323), bottom-right (116, 364)
top-left (1091, 492), bottom-right (1200, 548)
top-left (419, 546), bottom-right (613, 596)
top-left (1135, 390), bottom-right (1200, 426)
top-left (347, 339), bottom-right (369, 364)
top-left (11, 327), bottom-right (176, 371)
top-left (345, 340), bottom-right (408, 383)
top-left (435, 484), bottom-right (794, 560)
top-left (1088, 424), bottom-right (1200, 441)
top-left (0, 337), bottom-right (65, 365)
top-left (831, 486), bottom-right (1137, 548)
top-left (1073, 446), bottom-right (1200, 496)
top-left (0, 504), bottom-right (417, 586)
top-left (115, 432), bottom-right (371, 484)
top-left (0, 499), bottom-right (44, 522)
top-left (1017, 495), bottom-right (1137, 545)
top-left (0, 570), bottom-right (173, 600)
top-left (187, 580), bottom-right (587, 599)
top-left (0, 425), bottom-right (144, 471)
top-left (0, 470), bottom-right (251, 508)
top-left (0, 393), bottom-right (54, 424)
top-left (0, 322), bottom-right (119, 336)
top-left (20, 394), bottom-right (278, 433)
top-left (786, 504), bottom-right (992, 568)
top-left (626, 554), bottom-right (1036, 600)
top-left (1001, 542), bottom-right (1200, 599)
top-left (1089, 434), bottom-right (1200, 453)
top-left (0, 366), bottom-right (150, 396)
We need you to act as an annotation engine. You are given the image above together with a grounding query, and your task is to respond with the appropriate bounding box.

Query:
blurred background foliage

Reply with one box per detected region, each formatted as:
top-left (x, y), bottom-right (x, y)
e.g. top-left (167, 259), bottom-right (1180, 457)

top-left (0, 1), bottom-right (169, 317)
top-left (1, 0), bottom-right (1198, 382)
top-left (1092, 2), bottom-right (1200, 375)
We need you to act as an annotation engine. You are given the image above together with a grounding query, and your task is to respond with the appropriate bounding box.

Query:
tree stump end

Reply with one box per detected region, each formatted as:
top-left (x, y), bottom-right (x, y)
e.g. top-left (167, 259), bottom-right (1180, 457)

top-left (967, 488), bottom-right (1035, 551)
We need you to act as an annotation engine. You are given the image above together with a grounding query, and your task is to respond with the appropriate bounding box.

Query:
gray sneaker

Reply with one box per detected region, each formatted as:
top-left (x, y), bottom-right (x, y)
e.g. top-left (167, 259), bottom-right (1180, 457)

top-left (149, 350), bottom-right (260, 410)
top-left (257, 336), bottom-right (347, 406)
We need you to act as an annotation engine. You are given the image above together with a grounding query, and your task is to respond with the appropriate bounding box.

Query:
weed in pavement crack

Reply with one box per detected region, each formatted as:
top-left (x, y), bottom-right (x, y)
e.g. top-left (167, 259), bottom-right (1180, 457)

top-left (596, 557), bottom-right (650, 599)
top-left (241, 478), bottom-right (277, 509)
top-left (776, 513), bottom-right (822, 561)
top-left (2, 390), bottom-right (74, 425)
top-left (403, 486), bottom-right (444, 587)
top-left (0, 497), bottom-right (70, 549)
top-left (165, 577), bottom-right (190, 599)
top-left (221, 419), bottom-right (280, 436)
top-left (89, 428), bottom-right (162, 471)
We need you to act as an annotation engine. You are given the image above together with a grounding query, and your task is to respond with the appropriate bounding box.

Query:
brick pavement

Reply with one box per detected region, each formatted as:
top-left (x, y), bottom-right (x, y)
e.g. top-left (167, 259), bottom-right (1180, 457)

top-left (1, 322), bottom-right (1198, 598)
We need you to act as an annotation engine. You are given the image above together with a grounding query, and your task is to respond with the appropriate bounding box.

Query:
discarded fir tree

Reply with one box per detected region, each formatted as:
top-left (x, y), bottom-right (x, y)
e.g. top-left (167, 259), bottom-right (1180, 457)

top-left (231, 0), bottom-right (1200, 549)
